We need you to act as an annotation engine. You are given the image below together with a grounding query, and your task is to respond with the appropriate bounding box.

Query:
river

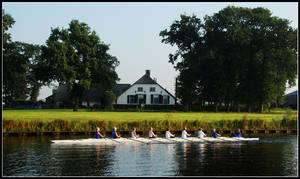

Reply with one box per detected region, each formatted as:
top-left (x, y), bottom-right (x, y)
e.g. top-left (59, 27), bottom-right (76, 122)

top-left (3, 135), bottom-right (298, 176)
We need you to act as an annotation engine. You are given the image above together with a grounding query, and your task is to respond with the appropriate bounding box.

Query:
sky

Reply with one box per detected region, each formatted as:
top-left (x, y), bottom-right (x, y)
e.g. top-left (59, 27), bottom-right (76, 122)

top-left (2, 2), bottom-right (298, 100)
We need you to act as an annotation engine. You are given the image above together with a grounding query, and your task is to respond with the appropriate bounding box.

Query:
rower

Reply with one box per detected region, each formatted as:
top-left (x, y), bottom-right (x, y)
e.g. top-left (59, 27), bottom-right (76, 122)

top-left (95, 127), bottom-right (105, 139)
top-left (165, 128), bottom-right (175, 138)
top-left (112, 127), bottom-right (121, 139)
top-left (212, 128), bottom-right (221, 138)
top-left (131, 128), bottom-right (139, 138)
top-left (149, 127), bottom-right (157, 138)
top-left (181, 127), bottom-right (191, 139)
top-left (235, 129), bottom-right (242, 138)
top-left (198, 128), bottom-right (206, 138)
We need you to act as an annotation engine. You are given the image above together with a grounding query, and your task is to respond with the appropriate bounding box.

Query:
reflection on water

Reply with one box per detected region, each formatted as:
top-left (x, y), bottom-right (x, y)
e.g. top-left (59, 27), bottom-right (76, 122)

top-left (3, 136), bottom-right (298, 176)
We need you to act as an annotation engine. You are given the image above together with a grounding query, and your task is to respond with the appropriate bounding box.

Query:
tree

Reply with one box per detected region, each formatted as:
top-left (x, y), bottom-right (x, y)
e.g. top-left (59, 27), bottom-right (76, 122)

top-left (203, 6), bottom-right (297, 112)
top-left (3, 10), bottom-right (49, 106)
top-left (41, 20), bottom-right (119, 111)
top-left (2, 10), bottom-right (15, 46)
top-left (161, 6), bottom-right (297, 112)
top-left (160, 14), bottom-right (205, 111)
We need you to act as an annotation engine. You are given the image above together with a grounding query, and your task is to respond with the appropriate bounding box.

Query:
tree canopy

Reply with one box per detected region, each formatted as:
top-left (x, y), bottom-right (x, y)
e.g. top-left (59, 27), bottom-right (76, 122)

top-left (3, 11), bottom-right (47, 105)
top-left (41, 20), bottom-right (119, 111)
top-left (160, 6), bottom-right (297, 112)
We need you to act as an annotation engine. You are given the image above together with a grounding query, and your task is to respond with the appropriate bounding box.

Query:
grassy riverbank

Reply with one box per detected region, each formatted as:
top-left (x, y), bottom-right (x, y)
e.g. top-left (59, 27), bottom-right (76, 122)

top-left (3, 109), bottom-right (297, 133)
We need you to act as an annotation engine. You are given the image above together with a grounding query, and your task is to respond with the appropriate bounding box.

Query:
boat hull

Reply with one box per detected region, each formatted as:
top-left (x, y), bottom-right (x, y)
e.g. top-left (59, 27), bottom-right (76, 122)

top-left (51, 137), bottom-right (259, 144)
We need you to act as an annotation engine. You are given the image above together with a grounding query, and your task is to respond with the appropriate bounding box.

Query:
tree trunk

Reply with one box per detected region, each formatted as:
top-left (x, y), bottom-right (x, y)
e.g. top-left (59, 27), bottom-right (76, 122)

top-left (248, 104), bottom-right (251, 113)
top-left (227, 102), bottom-right (230, 112)
top-left (237, 103), bottom-right (240, 113)
top-left (260, 104), bottom-right (264, 113)
top-left (215, 102), bottom-right (218, 112)
top-left (73, 98), bottom-right (79, 112)
top-left (184, 103), bottom-right (189, 112)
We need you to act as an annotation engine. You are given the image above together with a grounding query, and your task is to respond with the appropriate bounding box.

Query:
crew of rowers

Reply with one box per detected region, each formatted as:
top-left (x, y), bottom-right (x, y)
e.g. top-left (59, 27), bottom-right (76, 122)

top-left (96, 126), bottom-right (242, 139)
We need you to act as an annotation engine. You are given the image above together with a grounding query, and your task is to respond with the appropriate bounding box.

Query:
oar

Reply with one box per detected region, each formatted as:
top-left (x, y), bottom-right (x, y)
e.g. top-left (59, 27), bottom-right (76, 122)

top-left (148, 137), bottom-right (171, 144)
top-left (156, 137), bottom-right (179, 144)
top-left (181, 137), bottom-right (195, 142)
top-left (166, 137), bottom-right (185, 143)
top-left (218, 137), bottom-right (237, 142)
top-left (127, 137), bottom-right (150, 144)
top-left (200, 137), bottom-right (215, 143)
top-left (108, 138), bottom-right (122, 144)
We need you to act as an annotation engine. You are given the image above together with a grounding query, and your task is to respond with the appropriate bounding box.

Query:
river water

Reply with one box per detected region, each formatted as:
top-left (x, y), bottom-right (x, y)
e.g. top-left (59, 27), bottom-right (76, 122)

top-left (3, 135), bottom-right (298, 176)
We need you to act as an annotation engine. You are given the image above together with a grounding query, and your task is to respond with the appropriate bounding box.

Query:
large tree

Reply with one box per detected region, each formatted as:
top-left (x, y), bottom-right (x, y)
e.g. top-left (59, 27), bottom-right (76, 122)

top-left (160, 6), bottom-right (297, 112)
top-left (159, 14), bottom-right (205, 111)
top-left (41, 20), bottom-right (119, 111)
top-left (3, 10), bottom-right (49, 106)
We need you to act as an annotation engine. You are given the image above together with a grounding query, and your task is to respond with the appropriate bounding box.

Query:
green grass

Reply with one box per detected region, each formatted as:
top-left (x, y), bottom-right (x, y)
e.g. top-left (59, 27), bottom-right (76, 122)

top-left (3, 109), bottom-right (298, 133)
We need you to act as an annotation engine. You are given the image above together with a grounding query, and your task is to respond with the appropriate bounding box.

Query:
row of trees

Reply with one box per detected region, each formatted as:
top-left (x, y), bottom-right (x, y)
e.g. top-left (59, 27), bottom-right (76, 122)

top-left (160, 6), bottom-right (297, 112)
top-left (3, 10), bottom-right (120, 111)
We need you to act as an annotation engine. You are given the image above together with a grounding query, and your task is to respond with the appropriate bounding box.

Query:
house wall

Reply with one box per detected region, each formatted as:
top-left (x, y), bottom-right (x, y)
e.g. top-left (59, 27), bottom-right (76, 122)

top-left (117, 84), bottom-right (175, 105)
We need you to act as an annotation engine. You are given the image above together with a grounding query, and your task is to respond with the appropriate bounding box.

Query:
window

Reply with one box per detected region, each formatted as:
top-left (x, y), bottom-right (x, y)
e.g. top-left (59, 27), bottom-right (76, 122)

top-left (138, 94), bottom-right (146, 104)
top-left (150, 87), bottom-right (155, 92)
top-left (163, 95), bottom-right (169, 104)
top-left (153, 94), bottom-right (159, 104)
top-left (129, 95), bottom-right (136, 104)
top-left (138, 87), bottom-right (143, 92)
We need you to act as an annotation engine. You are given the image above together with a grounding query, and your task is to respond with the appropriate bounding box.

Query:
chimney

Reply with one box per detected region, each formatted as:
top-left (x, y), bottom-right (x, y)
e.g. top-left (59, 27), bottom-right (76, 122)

top-left (146, 70), bottom-right (150, 77)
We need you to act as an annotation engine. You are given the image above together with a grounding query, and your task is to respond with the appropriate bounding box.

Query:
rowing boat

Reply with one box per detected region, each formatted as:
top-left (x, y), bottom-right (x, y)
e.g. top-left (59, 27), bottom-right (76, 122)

top-left (51, 137), bottom-right (259, 144)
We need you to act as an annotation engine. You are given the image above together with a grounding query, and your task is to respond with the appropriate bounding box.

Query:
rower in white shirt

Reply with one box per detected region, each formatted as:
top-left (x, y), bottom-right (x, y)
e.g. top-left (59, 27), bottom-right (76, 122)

top-left (131, 128), bottom-right (139, 139)
top-left (165, 128), bottom-right (175, 138)
top-left (149, 127), bottom-right (157, 138)
top-left (181, 127), bottom-right (191, 139)
top-left (198, 128), bottom-right (207, 138)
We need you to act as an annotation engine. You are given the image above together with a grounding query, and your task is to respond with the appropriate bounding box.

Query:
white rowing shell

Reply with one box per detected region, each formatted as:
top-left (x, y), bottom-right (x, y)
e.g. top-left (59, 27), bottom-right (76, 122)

top-left (51, 137), bottom-right (259, 144)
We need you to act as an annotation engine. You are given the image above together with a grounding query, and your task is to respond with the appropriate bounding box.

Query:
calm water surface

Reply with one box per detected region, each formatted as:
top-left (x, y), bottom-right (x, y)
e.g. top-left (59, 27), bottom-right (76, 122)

top-left (3, 135), bottom-right (298, 176)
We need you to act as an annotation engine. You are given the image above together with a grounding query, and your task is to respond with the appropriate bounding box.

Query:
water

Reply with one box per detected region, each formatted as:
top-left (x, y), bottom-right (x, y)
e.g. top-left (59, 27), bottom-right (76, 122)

top-left (3, 135), bottom-right (298, 176)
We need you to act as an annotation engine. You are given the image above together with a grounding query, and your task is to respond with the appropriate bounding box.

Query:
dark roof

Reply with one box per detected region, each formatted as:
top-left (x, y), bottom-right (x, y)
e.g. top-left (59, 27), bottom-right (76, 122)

top-left (133, 74), bottom-right (158, 85)
top-left (55, 84), bottom-right (71, 102)
top-left (55, 84), bottom-right (103, 102)
top-left (286, 90), bottom-right (297, 96)
top-left (54, 83), bottom-right (131, 102)
top-left (114, 84), bottom-right (131, 97)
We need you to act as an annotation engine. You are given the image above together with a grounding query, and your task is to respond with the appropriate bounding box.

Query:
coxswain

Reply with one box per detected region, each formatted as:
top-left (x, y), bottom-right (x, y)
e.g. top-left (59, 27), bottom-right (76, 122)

top-left (235, 129), bottom-right (242, 138)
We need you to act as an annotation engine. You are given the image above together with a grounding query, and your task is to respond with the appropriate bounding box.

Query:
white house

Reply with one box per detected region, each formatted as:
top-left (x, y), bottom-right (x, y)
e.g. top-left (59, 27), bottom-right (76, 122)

top-left (116, 70), bottom-right (176, 105)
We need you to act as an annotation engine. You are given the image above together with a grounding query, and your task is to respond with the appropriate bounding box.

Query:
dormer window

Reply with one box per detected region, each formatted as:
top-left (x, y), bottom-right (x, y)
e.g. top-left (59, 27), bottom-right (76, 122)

top-left (138, 87), bottom-right (143, 92)
top-left (150, 87), bottom-right (155, 92)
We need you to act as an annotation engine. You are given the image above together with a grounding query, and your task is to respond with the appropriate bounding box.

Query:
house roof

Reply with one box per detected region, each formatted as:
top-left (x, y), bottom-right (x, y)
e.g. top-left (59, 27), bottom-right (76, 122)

top-left (55, 84), bottom-right (71, 102)
top-left (133, 73), bottom-right (157, 85)
top-left (286, 90), bottom-right (297, 96)
top-left (114, 84), bottom-right (131, 97)
top-left (54, 83), bottom-right (131, 102)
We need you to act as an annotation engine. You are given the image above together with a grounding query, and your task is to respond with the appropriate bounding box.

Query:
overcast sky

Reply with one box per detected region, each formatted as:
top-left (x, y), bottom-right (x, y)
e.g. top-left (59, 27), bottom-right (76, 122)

top-left (3, 2), bottom-right (298, 100)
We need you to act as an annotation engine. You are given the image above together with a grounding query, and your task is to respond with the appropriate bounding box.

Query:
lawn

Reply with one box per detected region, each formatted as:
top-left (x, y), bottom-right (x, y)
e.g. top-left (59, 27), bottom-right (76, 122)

top-left (3, 109), bottom-right (296, 122)
top-left (3, 109), bottom-right (297, 132)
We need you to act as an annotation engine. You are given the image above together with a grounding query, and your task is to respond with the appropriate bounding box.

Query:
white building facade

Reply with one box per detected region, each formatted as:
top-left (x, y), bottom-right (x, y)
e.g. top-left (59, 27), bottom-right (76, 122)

top-left (116, 70), bottom-right (175, 105)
